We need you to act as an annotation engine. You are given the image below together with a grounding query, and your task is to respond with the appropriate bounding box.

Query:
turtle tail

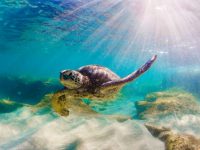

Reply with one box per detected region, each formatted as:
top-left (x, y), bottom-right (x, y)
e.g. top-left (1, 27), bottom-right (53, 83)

top-left (101, 55), bottom-right (157, 88)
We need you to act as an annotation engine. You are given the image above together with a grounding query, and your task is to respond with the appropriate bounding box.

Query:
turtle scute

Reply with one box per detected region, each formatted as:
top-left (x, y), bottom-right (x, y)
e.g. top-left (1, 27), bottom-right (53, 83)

top-left (78, 65), bottom-right (120, 87)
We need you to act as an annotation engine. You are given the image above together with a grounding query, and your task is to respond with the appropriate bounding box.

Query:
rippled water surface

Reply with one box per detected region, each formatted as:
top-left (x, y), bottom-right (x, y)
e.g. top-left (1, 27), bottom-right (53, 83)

top-left (0, 0), bottom-right (200, 149)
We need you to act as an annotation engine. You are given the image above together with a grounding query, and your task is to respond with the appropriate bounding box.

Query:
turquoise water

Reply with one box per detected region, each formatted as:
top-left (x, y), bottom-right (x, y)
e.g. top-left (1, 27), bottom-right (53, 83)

top-left (0, 0), bottom-right (200, 149)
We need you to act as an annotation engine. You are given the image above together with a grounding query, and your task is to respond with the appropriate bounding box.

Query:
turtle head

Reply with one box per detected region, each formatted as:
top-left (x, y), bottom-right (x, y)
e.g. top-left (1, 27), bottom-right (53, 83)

top-left (60, 70), bottom-right (83, 89)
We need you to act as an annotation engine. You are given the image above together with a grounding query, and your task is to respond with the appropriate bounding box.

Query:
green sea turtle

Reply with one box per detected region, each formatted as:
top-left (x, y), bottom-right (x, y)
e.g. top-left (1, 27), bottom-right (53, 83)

top-left (52, 55), bottom-right (157, 116)
top-left (145, 124), bottom-right (200, 150)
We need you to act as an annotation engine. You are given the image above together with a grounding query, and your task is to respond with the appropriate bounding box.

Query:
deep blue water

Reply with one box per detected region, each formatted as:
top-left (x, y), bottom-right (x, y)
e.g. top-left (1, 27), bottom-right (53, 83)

top-left (0, 0), bottom-right (200, 149)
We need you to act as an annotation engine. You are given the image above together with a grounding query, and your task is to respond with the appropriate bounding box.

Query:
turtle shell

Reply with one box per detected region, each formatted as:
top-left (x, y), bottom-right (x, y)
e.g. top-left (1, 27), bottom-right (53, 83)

top-left (78, 65), bottom-right (120, 87)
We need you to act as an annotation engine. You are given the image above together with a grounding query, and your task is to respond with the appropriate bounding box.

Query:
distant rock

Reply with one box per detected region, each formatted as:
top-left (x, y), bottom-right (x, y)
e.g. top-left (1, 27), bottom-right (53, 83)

top-left (135, 89), bottom-right (200, 119)
top-left (145, 124), bottom-right (200, 150)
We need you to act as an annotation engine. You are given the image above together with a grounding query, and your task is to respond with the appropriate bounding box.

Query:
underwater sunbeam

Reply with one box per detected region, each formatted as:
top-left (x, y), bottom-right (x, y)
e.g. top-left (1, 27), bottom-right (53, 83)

top-left (81, 0), bottom-right (200, 63)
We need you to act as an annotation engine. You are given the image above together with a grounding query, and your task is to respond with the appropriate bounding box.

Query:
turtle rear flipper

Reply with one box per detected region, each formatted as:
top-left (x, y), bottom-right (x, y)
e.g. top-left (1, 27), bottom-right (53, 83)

top-left (101, 55), bottom-right (157, 90)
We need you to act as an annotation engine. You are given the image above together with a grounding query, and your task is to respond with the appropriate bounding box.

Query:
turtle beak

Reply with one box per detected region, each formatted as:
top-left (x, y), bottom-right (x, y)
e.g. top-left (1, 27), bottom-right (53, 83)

top-left (60, 70), bottom-right (73, 81)
top-left (60, 70), bottom-right (66, 80)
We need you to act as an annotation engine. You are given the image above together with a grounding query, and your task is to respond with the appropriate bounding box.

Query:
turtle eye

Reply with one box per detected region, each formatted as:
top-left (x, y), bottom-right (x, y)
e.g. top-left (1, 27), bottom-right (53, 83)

top-left (63, 74), bottom-right (70, 80)
top-left (71, 75), bottom-right (75, 79)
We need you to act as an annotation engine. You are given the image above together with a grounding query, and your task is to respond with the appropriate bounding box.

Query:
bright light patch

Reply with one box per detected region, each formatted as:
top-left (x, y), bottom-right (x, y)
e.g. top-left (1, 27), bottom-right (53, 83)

top-left (63, 0), bottom-right (200, 63)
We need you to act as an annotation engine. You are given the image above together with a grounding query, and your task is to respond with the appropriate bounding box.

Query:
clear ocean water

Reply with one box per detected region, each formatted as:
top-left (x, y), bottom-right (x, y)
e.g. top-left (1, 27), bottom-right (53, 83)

top-left (0, 0), bottom-right (200, 149)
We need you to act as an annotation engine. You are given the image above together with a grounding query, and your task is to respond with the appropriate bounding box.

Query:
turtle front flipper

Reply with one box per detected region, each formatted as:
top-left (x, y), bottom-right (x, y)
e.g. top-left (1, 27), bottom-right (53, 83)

top-left (101, 55), bottom-right (157, 90)
top-left (51, 90), bottom-right (71, 116)
top-left (51, 89), bottom-right (98, 116)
